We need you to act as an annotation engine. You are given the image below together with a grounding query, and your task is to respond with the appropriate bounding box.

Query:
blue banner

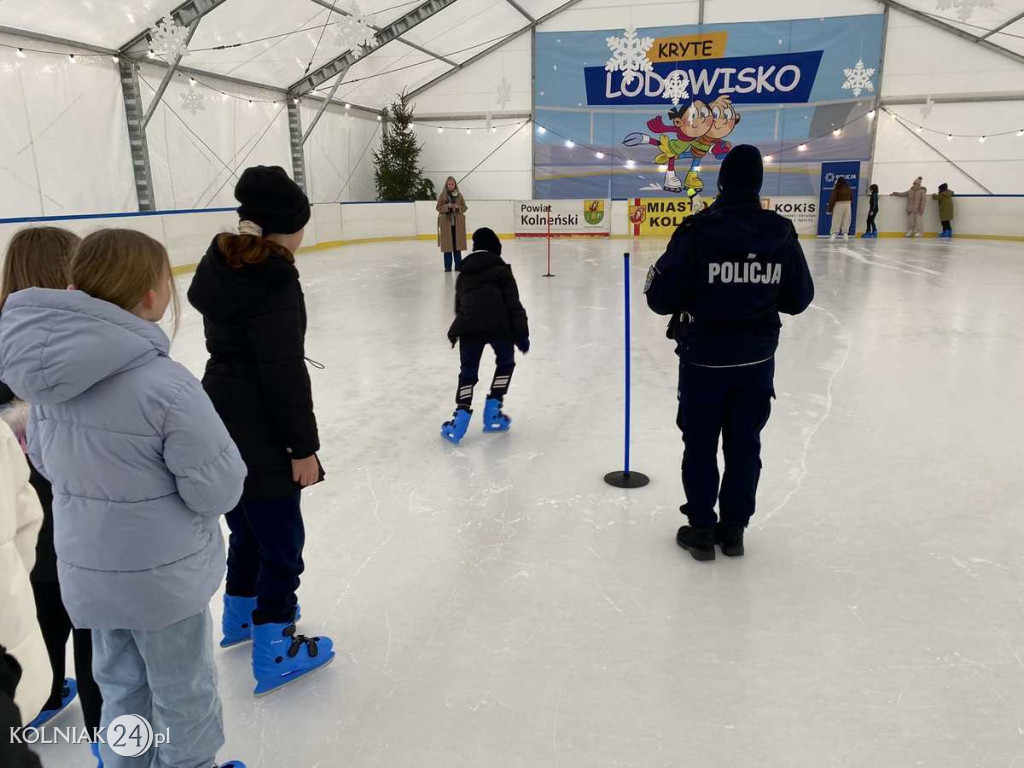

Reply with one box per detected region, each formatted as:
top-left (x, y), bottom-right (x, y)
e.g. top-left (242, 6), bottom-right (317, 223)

top-left (584, 52), bottom-right (824, 106)
top-left (534, 15), bottom-right (884, 200)
top-left (817, 161), bottom-right (860, 236)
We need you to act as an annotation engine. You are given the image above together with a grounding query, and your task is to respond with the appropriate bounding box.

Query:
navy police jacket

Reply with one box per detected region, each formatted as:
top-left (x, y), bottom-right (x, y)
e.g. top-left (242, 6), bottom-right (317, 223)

top-left (645, 193), bottom-right (814, 367)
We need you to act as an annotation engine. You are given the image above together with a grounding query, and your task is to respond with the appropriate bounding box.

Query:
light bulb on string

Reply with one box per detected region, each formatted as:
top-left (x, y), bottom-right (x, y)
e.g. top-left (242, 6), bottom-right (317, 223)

top-left (595, 151), bottom-right (605, 159)
top-left (947, 134), bottom-right (953, 141)
top-left (466, 128), bottom-right (471, 135)
top-left (437, 126), bottom-right (443, 134)
top-left (797, 144), bottom-right (807, 152)
top-left (915, 126), bottom-right (923, 133)
top-left (68, 54), bottom-right (76, 64)
top-left (1017, 129), bottom-right (1024, 137)
top-left (537, 125), bottom-right (546, 135)
top-left (764, 154), bottom-right (773, 163)
top-left (978, 135), bottom-right (986, 143)
top-left (16, 48), bottom-right (26, 59)
top-left (189, 77), bottom-right (196, 87)
top-left (866, 110), bottom-right (875, 120)
top-left (565, 140), bottom-right (575, 148)
top-left (832, 129), bottom-right (842, 137)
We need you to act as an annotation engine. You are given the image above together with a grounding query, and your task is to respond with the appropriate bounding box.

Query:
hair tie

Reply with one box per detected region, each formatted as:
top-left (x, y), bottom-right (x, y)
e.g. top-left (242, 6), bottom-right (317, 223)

top-left (238, 220), bottom-right (263, 237)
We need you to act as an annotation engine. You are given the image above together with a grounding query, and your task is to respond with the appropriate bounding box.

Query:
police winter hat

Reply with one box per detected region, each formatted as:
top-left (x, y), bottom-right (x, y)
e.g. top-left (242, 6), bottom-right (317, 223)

top-left (717, 144), bottom-right (764, 196)
top-left (472, 227), bottom-right (502, 255)
top-left (235, 165), bottom-right (310, 235)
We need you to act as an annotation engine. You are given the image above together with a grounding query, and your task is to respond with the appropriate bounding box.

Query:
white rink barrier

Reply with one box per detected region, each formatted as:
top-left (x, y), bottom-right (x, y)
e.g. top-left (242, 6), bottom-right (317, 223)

top-left (0, 196), bottom-right (1020, 273)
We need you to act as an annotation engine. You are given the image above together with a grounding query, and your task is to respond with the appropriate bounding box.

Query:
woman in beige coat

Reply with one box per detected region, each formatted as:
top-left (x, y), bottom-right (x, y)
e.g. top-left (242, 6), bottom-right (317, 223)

top-left (437, 176), bottom-right (468, 272)
top-left (892, 176), bottom-right (927, 237)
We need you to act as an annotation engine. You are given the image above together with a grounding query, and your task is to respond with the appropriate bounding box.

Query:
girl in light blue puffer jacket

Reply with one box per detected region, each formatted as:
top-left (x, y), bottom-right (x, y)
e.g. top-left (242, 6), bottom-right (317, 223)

top-left (0, 229), bottom-right (248, 768)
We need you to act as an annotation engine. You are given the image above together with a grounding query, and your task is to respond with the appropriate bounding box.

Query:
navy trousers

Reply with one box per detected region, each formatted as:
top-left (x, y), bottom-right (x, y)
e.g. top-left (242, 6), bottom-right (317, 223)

top-left (676, 358), bottom-right (775, 529)
top-left (456, 339), bottom-right (516, 408)
top-left (225, 492), bottom-right (304, 625)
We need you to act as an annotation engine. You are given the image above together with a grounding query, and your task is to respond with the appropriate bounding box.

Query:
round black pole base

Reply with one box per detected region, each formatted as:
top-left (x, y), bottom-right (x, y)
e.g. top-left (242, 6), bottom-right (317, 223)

top-left (543, 273), bottom-right (556, 277)
top-left (604, 470), bottom-right (650, 488)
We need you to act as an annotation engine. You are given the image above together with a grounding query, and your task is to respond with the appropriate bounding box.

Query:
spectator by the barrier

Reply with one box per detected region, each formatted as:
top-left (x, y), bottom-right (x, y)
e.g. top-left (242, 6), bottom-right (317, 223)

top-left (437, 177), bottom-right (468, 272)
top-left (892, 176), bottom-right (927, 237)
top-left (933, 183), bottom-right (955, 238)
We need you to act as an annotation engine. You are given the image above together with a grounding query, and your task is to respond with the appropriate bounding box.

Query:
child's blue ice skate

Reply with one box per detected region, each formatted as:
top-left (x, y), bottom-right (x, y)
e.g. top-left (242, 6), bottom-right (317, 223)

top-left (482, 398), bottom-right (511, 433)
top-left (251, 623), bottom-right (334, 696)
top-left (221, 596), bottom-right (301, 647)
top-left (28, 678), bottom-right (77, 729)
top-left (221, 595), bottom-right (257, 647)
top-left (441, 408), bottom-right (472, 444)
top-left (217, 762), bottom-right (247, 767)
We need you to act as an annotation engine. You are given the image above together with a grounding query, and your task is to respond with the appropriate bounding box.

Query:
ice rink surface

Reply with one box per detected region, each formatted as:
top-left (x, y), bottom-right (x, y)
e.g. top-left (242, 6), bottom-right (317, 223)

top-left (41, 235), bottom-right (1024, 768)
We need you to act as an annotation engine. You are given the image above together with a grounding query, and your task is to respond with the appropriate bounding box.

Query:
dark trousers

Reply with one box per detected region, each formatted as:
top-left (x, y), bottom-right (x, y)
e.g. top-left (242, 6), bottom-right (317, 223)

top-left (443, 251), bottom-right (463, 272)
top-left (225, 492), bottom-right (304, 625)
top-left (866, 210), bottom-right (877, 234)
top-left (941, 219), bottom-right (952, 232)
top-left (676, 358), bottom-right (775, 529)
top-left (456, 339), bottom-right (516, 408)
top-left (32, 581), bottom-right (102, 732)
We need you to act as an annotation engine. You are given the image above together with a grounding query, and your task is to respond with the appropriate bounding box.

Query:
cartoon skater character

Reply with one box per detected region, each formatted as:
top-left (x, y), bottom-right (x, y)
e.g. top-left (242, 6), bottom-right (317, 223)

top-left (623, 101), bottom-right (714, 194)
top-left (704, 95), bottom-right (741, 157)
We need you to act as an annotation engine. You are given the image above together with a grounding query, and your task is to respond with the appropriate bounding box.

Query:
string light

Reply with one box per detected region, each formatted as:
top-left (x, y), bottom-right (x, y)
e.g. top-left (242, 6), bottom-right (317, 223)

top-left (832, 129), bottom-right (842, 137)
top-left (915, 126), bottom-right (923, 133)
top-left (437, 126), bottom-right (443, 133)
top-left (1017, 129), bottom-right (1024, 137)
top-left (565, 139), bottom-right (575, 148)
top-left (537, 125), bottom-right (546, 134)
top-left (978, 135), bottom-right (986, 143)
top-left (67, 54), bottom-right (76, 63)
top-left (595, 151), bottom-right (605, 159)
top-left (189, 77), bottom-right (196, 86)
top-left (947, 134), bottom-right (953, 141)
top-left (16, 48), bottom-right (26, 58)
top-left (866, 110), bottom-right (875, 120)
top-left (764, 154), bottom-right (773, 163)
top-left (797, 144), bottom-right (807, 152)
top-left (465, 128), bottom-right (471, 135)
top-left (344, 103), bottom-right (351, 109)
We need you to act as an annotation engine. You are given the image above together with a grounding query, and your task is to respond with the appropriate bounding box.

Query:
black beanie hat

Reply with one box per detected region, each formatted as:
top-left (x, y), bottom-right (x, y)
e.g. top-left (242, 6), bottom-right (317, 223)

top-left (472, 227), bottom-right (502, 255)
top-left (939, 183), bottom-right (948, 192)
top-left (235, 166), bottom-right (311, 235)
top-left (717, 144), bottom-right (764, 196)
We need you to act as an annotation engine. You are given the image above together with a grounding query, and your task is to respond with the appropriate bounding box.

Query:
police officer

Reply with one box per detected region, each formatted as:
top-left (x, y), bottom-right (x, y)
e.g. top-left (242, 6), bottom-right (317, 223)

top-left (645, 144), bottom-right (814, 561)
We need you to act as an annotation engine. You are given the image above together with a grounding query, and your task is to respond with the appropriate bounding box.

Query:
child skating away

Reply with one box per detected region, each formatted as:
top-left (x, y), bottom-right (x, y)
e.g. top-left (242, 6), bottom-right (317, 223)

top-left (187, 166), bottom-right (335, 696)
top-left (863, 184), bottom-right (880, 238)
top-left (442, 228), bottom-right (530, 444)
top-left (933, 183), bottom-right (955, 237)
top-left (0, 229), bottom-right (248, 768)
top-left (0, 228), bottom-right (104, 767)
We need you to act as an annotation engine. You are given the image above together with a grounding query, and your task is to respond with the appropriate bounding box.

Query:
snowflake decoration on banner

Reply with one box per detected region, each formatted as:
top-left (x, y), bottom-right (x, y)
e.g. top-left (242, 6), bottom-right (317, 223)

top-left (841, 58), bottom-right (875, 98)
top-left (935, 0), bottom-right (995, 22)
top-left (150, 14), bottom-right (190, 59)
top-left (920, 95), bottom-right (935, 119)
top-left (662, 71), bottom-right (690, 106)
top-left (606, 26), bottom-right (654, 85)
top-left (333, 3), bottom-right (377, 51)
top-left (496, 78), bottom-right (512, 109)
top-left (179, 88), bottom-right (205, 116)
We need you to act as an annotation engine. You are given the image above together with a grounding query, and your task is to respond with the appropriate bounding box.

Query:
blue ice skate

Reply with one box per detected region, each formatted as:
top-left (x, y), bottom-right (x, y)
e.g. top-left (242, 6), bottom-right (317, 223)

top-left (251, 623), bottom-right (334, 696)
top-left (90, 741), bottom-right (103, 768)
top-left (222, 595), bottom-right (301, 647)
top-left (482, 398), bottom-right (511, 433)
top-left (28, 678), bottom-right (77, 729)
top-left (217, 762), bottom-right (247, 767)
top-left (441, 408), bottom-right (472, 444)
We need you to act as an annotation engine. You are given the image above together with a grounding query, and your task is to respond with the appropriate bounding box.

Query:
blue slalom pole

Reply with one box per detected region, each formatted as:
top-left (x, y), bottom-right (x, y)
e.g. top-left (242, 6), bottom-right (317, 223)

top-left (605, 252), bottom-right (649, 489)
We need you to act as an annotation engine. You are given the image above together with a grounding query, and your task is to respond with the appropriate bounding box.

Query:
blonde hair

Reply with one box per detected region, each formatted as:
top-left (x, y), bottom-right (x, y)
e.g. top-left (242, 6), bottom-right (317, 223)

top-left (0, 227), bottom-right (79, 311)
top-left (71, 229), bottom-right (179, 335)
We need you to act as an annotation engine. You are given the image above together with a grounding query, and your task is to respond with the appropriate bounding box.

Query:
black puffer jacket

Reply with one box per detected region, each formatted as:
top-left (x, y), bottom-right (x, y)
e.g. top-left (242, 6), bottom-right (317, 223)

top-left (448, 251), bottom-right (529, 347)
top-left (187, 237), bottom-right (319, 501)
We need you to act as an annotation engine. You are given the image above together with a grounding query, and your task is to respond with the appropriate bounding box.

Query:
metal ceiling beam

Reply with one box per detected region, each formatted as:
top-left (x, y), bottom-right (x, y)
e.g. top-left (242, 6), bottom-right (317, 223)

top-left (407, 0), bottom-right (586, 101)
top-left (980, 10), bottom-right (1024, 40)
top-left (120, 0), bottom-right (232, 55)
top-left (698, 0), bottom-right (705, 26)
top-left (0, 24), bottom-right (117, 54)
top-left (414, 110), bottom-right (533, 120)
top-left (881, 0), bottom-right (1024, 67)
top-left (503, 0), bottom-right (535, 23)
top-left (289, 0), bottom-right (459, 97)
top-left (306, 0), bottom-right (457, 66)
top-left (141, 20), bottom-right (201, 129)
top-left (882, 92), bottom-right (1024, 105)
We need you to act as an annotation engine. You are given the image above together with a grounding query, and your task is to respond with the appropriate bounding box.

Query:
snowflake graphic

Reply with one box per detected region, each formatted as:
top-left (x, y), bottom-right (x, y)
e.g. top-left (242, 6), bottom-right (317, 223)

top-left (606, 26), bottom-right (654, 85)
top-left (661, 71), bottom-right (690, 106)
top-left (179, 88), bottom-right (205, 116)
top-left (920, 95), bottom-right (935, 119)
top-left (496, 78), bottom-right (512, 109)
top-left (150, 14), bottom-right (190, 59)
top-left (333, 2), bottom-right (377, 51)
top-left (841, 58), bottom-right (875, 98)
top-left (935, 0), bottom-right (995, 22)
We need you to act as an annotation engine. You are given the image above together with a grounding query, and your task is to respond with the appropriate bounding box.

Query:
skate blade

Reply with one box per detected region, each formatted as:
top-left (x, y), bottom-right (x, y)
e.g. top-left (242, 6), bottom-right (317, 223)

top-left (483, 424), bottom-right (511, 433)
top-left (441, 431), bottom-right (463, 444)
top-left (253, 651), bottom-right (336, 697)
top-left (220, 636), bottom-right (252, 649)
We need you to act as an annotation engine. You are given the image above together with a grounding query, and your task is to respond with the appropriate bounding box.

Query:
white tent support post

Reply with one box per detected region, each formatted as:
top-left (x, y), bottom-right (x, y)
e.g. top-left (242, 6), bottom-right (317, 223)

top-left (879, 0), bottom-right (1024, 68)
top-left (306, 0), bottom-right (458, 66)
top-left (293, 0), bottom-right (459, 143)
top-left (865, 5), bottom-right (890, 186)
top-left (140, 20), bottom-right (201, 130)
top-left (119, 59), bottom-right (157, 211)
top-left (406, 0), bottom-right (588, 101)
top-left (288, 100), bottom-right (308, 193)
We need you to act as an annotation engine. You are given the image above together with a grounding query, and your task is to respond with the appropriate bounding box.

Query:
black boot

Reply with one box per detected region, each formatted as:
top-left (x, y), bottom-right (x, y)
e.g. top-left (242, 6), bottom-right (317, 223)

top-left (676, 525), bottom-right (716, 561)
top-left (714, 522), bottom-right (745, 557)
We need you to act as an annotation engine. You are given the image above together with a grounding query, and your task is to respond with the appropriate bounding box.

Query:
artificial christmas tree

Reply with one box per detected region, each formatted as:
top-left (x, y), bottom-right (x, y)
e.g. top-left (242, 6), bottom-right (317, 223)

top-left (373, 92), bottom-right (426, 201)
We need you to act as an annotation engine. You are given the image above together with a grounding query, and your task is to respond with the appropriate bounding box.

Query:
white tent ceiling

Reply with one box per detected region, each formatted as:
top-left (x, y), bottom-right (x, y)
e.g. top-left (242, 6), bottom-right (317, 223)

top-left (0, 0), bottom-right (1021, 109)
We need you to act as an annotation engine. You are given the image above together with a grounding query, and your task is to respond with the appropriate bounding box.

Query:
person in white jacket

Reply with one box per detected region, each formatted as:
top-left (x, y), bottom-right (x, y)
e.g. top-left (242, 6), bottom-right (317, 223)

top-left (0, 420), bottom-right (50, 723)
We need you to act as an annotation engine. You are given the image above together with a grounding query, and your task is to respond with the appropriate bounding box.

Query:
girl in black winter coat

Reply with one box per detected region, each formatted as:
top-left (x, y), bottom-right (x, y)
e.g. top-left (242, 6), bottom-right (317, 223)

top-left (187, 166), bottom-right (335, 697)
top-left (442, 228), bottom-right (530, 444)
